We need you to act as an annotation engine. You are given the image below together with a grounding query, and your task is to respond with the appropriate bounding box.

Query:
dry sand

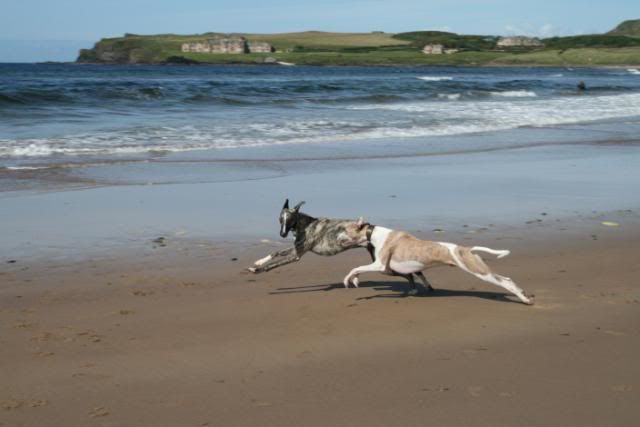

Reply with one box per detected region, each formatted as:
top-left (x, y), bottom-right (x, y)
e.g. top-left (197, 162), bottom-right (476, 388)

top-left (1, 217), bottom-right (639, 426)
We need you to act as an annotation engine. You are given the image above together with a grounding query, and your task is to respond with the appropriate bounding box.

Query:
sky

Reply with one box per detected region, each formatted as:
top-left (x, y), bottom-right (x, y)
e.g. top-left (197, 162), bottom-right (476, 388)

top-left (0, 0), bottom-right (638, 62)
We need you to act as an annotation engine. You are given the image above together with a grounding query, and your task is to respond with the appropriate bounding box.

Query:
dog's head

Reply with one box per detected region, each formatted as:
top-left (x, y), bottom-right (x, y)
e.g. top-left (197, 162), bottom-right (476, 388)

top-left (279, 199), bottom-right (305, 238)
top-left (337, 217), bottom-right (371, 248)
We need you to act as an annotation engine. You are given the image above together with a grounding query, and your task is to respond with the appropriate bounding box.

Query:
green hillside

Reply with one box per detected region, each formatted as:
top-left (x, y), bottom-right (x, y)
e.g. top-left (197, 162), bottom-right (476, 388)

top-left (77, 24), bottom-right (640, 66)
top-left (542, 34), bottom-right (640, 49)
top-left (392, 31), bottom-right (497, 50)
top-left (608, 19), bottom-right (640, 36)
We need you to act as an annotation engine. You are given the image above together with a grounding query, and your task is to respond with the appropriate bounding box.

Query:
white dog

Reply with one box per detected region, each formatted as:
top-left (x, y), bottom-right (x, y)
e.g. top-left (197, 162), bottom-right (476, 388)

top-left (337, 218), bottom-right (533, 305)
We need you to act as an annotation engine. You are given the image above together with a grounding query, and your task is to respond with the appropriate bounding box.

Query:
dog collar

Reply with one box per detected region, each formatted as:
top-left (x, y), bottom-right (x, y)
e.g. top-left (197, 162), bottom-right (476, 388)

top-left (365, 224), bottom-right (375, 242)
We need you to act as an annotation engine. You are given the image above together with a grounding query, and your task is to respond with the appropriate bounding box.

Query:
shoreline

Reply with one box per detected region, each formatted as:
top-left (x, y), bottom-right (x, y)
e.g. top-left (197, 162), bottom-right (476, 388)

top-left (2, 140), bottom-right (640, 262)
top-left (63, 61), bottom-right (640, 68)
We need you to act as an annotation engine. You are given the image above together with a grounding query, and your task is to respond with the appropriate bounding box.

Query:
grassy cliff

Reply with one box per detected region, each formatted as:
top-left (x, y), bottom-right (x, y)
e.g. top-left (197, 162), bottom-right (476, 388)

top-left (77, 27), bottom-right (640, 66)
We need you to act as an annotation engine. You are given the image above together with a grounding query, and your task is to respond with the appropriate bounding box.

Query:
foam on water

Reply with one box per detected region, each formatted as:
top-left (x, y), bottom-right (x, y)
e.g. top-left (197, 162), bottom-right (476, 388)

top-left (3, 91), bottom-right (640, 158)
top-left (490, 90), bottom-right (537, 97)
top-left (2, 64), bottom-right (640, 164)
top-left (417, 76), bottom-right (454, 81)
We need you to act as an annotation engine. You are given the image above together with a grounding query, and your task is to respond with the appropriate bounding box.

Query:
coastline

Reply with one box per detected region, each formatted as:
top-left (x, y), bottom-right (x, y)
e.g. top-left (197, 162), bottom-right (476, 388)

top-left (66, 61), bottom-right (640, 68)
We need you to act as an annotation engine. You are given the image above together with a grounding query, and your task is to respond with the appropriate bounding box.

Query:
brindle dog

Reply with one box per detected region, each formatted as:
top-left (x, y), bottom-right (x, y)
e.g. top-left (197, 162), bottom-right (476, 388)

top-left (249, 200), bottom-right (432, 295)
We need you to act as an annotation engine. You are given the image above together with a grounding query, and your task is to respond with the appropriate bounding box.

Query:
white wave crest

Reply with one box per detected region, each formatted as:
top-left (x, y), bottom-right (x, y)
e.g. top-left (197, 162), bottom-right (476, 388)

top-left (5, 165), bottom-right (50, 170)
top-left (490, 90), bottom-right (537, 98)
top-left (628, 69), bottom-right (640, 75)
top-left (3, 93), bottom-right (640, 158)
top-left (417, 76), bottom-right (453, 81)
top-left (438, 93), bottom-right (461, 100)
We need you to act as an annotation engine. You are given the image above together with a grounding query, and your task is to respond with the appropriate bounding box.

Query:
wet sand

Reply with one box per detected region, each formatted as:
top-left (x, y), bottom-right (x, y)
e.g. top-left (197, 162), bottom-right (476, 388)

top-left (3, 141), bottom-right (640, 261)
top-left (2, 215), bottom-right (639, 426)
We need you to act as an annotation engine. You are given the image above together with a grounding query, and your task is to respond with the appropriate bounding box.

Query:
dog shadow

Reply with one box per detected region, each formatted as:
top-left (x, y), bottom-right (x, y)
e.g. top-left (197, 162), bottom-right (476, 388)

top-left (270, 280), bottom-right (518, 304)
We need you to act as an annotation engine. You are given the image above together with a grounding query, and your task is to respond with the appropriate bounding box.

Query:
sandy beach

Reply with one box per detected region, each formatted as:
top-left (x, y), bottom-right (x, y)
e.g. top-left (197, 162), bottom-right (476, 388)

top-left (2, 209), bottom-right (639, 426)
top-left (2, 64), bottom-right (640, 426)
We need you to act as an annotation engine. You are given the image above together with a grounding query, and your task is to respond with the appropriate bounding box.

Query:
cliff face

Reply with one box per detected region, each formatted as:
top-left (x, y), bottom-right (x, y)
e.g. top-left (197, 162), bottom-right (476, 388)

top-left (77, 38), bottom-right (162, 64)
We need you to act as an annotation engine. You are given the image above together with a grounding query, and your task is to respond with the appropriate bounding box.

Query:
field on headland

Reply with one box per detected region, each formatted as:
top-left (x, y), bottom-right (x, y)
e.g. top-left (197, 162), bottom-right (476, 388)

top-left (76, 21), bottom-right (640, 66)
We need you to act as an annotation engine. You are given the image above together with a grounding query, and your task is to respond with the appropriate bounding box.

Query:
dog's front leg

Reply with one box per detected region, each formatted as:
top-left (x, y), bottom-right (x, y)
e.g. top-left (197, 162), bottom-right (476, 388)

top-left (343, 262), bottom-right (384, 288)
top-left (252, 248), bottom-right (306, 273)
top-left (249, 247), bottom-right (297, 273)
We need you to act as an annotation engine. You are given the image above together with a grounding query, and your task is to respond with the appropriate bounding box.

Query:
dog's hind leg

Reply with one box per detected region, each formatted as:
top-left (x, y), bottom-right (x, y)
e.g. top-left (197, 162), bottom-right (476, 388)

top-left (415, 272), bottom-right (435, 293)
top-left (475, 273), bottom-right (533, 305)
top-left (443, 243), bottom-right (531, 305)
top-left (402, 273), bottom-right (420, 297)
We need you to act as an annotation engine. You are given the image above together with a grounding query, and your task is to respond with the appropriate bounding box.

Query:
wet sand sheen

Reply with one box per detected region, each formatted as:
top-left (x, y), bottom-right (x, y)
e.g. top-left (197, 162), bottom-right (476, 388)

top-left (2, 142), bottom-right (640, 261)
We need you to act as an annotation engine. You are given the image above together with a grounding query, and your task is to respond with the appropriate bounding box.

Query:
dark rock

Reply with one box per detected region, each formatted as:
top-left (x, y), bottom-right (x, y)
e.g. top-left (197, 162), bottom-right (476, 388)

top-left (164, 56), bottom-right (200, 65)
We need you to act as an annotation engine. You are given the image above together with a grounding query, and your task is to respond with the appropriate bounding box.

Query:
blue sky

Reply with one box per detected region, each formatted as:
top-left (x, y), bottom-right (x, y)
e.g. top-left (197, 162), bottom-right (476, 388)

top-left (0, 0), bottom-right (638, 62)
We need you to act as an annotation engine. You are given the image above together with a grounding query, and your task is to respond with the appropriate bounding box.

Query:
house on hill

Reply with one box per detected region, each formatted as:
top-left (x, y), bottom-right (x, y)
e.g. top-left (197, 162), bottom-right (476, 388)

top-left (422, 44), bottom-right (444, 54)
top-left (497, 36), bottom-right (544, 47)
top-left (422, 44), bottom-right (459, 55)
top-left (181, 36), bottom-right (273, 54)
top-left (247, 42), bottom-right (274, 53)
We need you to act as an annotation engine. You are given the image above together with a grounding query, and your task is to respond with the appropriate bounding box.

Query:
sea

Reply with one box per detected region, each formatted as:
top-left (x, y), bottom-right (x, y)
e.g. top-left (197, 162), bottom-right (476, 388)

top-left (2, 63), bottom-right (640, 258)
top-left (2, 63), bottom-right (640, 189)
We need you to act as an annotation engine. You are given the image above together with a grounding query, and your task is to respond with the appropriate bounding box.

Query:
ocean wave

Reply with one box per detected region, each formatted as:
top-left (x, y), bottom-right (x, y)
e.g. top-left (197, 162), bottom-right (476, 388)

top-left (628, 69), bottom-right (640, 75)
top-left (489, 90), bottom-right (537, 98)
top-left (0, 85), bottom-right (168, 107)
top-left (437, 93), bottom-right (462, 100)
top-left (348, 91), bottom-right (640, 131)
top-left (319, 94), bottom-right (407, 104)
top-left (3, 92), bottom-right (640, 158)
top-left (417, 76), bottom-right (454, 82)
top-left (4, 165), bottom-right (51, 170)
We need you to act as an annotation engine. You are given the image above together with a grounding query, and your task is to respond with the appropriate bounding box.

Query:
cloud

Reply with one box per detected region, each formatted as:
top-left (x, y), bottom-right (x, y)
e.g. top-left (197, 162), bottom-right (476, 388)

top-left (504, 23), bottom-right (562, 37)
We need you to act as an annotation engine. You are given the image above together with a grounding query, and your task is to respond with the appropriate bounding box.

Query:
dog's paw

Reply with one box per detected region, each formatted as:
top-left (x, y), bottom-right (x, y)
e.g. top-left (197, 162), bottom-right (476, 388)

top-left (247, 267), bottom-right (259, 274)
top-left (352, 276), bottom-right (360, 288)
top-left (519, 294), bottom-right (534, 305)
top-left (342, 277), bottom-right (351, 288)
top-left (253, 255), bottom-right (272, 267)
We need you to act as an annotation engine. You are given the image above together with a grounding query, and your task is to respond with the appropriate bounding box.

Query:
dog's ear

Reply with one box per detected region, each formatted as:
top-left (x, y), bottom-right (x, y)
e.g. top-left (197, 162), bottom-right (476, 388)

top-left (282, 199), bottom-right (289, 210)
top-left (356, 216), bottom-right (366, 228)
top-left (293, 201), bottom-right (305, 212)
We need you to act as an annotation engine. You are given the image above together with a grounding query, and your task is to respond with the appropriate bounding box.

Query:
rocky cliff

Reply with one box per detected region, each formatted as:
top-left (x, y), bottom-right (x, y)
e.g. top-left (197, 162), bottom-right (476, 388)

top-left (77, 36), bottom-right (165, 64)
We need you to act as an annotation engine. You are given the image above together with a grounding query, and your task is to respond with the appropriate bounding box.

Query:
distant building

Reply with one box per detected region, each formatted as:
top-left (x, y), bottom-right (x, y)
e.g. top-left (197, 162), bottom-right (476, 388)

top-left (247, 42), bottom-right (274, 53)
top-left (497, 36), bottom-right (544, 47)
top-left (181, 37), bottom-right (273, 54)
top-left (444, 48), bottom-right (459, 54)
top-left (209, 36), bottom-right (248, 53)
top-left (181, 42), bottom-right (211, 53)
top-left (422, 44), bottom-right (444, 54)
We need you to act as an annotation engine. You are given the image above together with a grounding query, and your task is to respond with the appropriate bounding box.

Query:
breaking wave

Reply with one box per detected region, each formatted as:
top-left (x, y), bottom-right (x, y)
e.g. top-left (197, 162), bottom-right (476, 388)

top-left (489, 90), bottom-right (537, 98)
top-left (417, 76), bottom-right (454, 81)
top-left (3, 91), bottom-right (640, 158)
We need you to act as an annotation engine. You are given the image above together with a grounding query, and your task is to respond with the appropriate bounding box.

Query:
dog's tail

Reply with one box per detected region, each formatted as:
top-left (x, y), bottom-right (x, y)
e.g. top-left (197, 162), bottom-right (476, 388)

top-left (470, 246), bottom-right (510, 259)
